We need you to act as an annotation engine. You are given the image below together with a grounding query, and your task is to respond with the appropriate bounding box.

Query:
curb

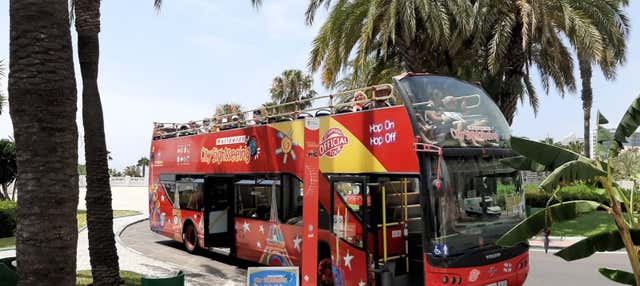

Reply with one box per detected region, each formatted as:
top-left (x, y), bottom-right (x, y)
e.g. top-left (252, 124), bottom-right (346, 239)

top-left (527, 244), bottom-right (566, 251)
top-left (115, 218), bottom-right (224, 279)
top-left (79, 212), bottom-right (143, 233)
top-left (114, 217), bottom-right (149, 256)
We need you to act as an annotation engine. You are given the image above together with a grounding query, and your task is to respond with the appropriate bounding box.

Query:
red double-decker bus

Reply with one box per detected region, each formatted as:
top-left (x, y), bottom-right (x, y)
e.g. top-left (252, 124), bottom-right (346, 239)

top-left (148, 73), bottom-right (529, 286)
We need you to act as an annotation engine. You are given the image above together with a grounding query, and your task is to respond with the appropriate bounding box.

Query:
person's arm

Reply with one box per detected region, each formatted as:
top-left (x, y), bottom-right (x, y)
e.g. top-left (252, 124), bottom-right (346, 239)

top-left (426, 111), bottom-right (443, 122)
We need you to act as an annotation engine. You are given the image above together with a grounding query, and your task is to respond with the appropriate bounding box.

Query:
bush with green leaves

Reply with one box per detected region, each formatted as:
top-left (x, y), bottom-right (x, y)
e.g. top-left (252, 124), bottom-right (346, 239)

top-left (499, 95), bottom-right (640, 285)
top-left (525, 184), bottom-right (609, 208)
top-left (0, 200), bottom-right (16, 238)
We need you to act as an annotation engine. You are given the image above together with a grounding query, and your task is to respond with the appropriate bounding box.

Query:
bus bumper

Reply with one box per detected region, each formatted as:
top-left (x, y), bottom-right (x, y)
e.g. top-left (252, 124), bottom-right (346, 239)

top-left (424, 251), bottom-right (529, 286)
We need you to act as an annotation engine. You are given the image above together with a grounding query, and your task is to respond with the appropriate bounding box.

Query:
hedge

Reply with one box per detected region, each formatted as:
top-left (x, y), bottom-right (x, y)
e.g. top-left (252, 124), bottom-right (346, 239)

top-left (0, 200), bottom-right (16, 238)
top-left (525, 183), bottom-right (638, 211)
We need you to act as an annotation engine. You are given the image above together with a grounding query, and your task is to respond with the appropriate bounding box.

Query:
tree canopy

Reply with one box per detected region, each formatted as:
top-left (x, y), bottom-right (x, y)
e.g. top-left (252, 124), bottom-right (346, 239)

top-left (306, 0), bottom-right (628, 124)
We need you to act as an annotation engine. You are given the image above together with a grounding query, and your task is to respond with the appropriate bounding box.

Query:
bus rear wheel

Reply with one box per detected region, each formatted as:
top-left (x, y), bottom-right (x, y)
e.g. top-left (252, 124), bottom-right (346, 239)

top-left (182, 222), bottom-right (198, 253)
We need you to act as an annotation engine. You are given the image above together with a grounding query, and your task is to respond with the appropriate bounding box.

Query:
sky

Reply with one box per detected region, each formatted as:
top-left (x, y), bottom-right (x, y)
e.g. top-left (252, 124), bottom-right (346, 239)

top-left (0, 0), bottom-right (639, 170)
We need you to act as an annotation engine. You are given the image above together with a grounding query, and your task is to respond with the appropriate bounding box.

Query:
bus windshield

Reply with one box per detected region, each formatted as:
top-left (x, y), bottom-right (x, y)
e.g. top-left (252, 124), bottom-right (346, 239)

top-left (395, 75), bottom-right (511, 148)
top-left (430, 156), bottom-right (525, 257)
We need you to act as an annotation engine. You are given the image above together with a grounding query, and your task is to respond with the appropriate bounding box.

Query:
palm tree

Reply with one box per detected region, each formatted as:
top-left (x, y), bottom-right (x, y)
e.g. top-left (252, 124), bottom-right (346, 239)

top-left (74, 1), bottom-right (121, 284)
top-left (566, 140), bottom-right (585, 154)
top-left (571, 1), bottom-right (629, 157)
top-left (307, 0), bottom-right (620, 125)
top-left (333, 57), bottom-right (403, 92)
top-left (0, 60), bottom-right (5, 115)
top-left (137, 157), bottom-right (150, 177)
top-left (215, 103), bottom-right (243, 117)
top-left (9, 1), bottom-right (80, 285)
top-left (268, 69), bottom-right (317, 114)
top-left (307, 0), bottom-right (459, 88)
top-left (123, 165), bottom-right (141, 177)
top-left (610, 148), bottom-right (640, 179)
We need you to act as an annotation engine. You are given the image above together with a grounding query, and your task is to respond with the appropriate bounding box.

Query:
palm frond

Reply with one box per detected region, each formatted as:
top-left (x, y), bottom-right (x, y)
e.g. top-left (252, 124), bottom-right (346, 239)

top-left (487, 14), bottom-right (514, 74)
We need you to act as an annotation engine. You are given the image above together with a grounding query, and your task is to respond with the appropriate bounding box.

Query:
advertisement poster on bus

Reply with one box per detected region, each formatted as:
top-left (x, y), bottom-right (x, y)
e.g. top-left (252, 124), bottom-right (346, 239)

top-left (344, 194), bottom-right (371, 209)
top-left (246, 267), bottom-right (299, 286)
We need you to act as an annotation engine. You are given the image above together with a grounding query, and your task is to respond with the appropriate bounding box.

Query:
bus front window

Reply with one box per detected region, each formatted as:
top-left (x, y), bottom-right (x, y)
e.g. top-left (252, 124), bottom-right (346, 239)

top-left (430, 156), bottom-right (525, 257)
top-left (394, 75), bottom-right (511, 148)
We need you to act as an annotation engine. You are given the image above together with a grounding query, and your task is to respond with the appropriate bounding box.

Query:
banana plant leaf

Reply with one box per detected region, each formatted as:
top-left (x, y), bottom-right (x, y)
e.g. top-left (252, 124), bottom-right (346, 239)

top-left (614, 95), bottom-right (640, 151)
top-left (510, 137), bottom-right (587, 170)
top-left (538, 159), bottom-right (606, 192)
top-left (597, 126), bottom-right (614, 144)
top-left (598, 111), bottom-right (609, 125)
top-left (496, 200), bottom-right (601, 247)
top-left (599, 268), bottom-right (636, 285)
top-left (500, 156), bottom-right (547, 172)
top-left (555, 229), bottom-right (640, 261)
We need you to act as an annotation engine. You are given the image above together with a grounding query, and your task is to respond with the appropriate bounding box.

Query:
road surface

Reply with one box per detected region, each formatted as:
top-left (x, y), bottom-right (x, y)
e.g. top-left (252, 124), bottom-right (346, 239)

top-left (122, 220), bottom-right (631, 285)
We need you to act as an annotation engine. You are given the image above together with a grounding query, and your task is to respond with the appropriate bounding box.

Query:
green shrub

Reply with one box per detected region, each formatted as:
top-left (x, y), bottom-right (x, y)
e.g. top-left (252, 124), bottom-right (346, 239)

top-left (0, 201), bottom-right (16, 238)
top-left (525, 183), bottom-right (610, 208)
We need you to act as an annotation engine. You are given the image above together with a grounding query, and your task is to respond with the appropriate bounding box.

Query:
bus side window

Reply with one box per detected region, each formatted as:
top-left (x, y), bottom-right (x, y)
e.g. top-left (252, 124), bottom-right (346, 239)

top-left (162, 182), bottom-right (177, 207)
top-left (283, 174), bottom-right (303, 225)
top-left (176, 177), bottom-right (204, 211)
top-left (235, 179), bottom-right (275, 221)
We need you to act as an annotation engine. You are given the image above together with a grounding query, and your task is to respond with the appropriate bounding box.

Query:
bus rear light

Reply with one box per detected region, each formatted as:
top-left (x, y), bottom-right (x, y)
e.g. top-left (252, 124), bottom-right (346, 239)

top-left (438, 274), bottom-right (462, 285)
top-left (517, 257), bottom-right (529, 270)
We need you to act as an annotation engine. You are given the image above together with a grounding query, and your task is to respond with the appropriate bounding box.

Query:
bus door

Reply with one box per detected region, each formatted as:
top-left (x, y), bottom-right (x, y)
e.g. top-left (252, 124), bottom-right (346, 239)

top-left (330, 176), bottom-right (371, 285)
top-left (203, 176), bottom-right (234, 248)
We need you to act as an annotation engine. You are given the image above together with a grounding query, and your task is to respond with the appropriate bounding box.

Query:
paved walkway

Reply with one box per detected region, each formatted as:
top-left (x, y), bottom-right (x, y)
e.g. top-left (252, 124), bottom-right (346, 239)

top-left (86, 215), bottom-right (243, 285)
top-left (0, 187), bottom-right (243, 285)
top-left (528, 236), bottom-right (585, 249)
top-left (120, 220), bottom-right (247, 285)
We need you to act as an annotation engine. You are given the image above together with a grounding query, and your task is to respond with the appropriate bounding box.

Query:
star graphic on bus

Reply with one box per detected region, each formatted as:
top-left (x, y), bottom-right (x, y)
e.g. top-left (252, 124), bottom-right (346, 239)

top-left (275, 129), bottom-right (298, 164)
top-left (293, 235), bottom-right (302, 252)
top-left (344, 250), bottom-right (354, 270)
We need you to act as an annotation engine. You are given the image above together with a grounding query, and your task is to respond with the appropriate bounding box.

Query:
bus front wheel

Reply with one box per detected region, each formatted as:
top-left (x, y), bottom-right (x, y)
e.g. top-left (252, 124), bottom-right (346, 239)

top-left (182, 222), bottom-right (198, 253)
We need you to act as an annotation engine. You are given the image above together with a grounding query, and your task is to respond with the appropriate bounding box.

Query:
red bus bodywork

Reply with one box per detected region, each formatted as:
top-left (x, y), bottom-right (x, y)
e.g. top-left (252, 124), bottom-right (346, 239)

top-left (149, 86), bottom-right (529, 285)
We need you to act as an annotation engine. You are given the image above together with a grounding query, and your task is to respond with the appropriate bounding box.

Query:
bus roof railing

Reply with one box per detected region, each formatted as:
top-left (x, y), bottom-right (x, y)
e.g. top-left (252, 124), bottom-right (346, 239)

top-left (152, 84), bottom-right (399, 140)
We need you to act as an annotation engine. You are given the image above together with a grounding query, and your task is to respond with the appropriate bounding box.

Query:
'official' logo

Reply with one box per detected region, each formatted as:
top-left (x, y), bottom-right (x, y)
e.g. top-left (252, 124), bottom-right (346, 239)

top-left (319, 128), bottom-right (349, 158)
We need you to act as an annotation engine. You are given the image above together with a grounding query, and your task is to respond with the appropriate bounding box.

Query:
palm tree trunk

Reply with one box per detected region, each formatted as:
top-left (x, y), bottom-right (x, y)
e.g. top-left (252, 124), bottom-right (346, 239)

top-left (75, 1), bottom-right (121, 285)
top-left (579, 53), bottom-right (593, 158)
top-left (9, 1), bottom-right (79, 285)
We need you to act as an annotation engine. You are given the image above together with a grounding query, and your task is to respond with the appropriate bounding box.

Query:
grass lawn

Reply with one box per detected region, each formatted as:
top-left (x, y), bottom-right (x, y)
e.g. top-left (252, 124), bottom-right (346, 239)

top-left (0, 236), bottom-right (15, 249)
top-left (532, 208), bottom-right (617, 237)
top-left (0, 210), bottom-right (141, 249)
top-left (77, 210), bottom-right (141, 229)
top-left (77, 270), bottom-right (143, 286)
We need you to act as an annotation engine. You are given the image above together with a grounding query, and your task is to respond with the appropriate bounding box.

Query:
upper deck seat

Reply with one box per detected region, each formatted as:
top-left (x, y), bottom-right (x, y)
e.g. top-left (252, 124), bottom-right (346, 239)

top-left (315, 109), bottom-right (331, 117)
top-left (336, 106), bottom-right (353, 114)
top-left (276, 117), bottom-right (293, 122)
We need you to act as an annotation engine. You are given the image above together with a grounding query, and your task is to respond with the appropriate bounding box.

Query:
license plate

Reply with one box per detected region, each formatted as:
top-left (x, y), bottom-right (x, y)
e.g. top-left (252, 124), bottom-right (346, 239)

top-left (486, 281), bottom-right (507, 286)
